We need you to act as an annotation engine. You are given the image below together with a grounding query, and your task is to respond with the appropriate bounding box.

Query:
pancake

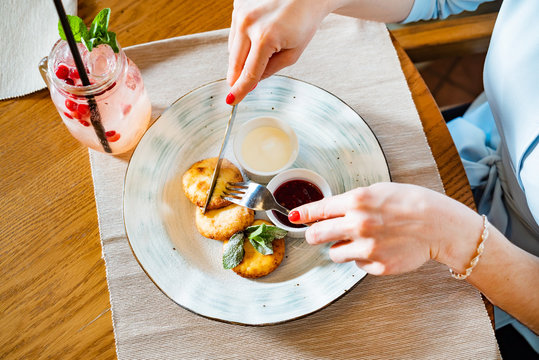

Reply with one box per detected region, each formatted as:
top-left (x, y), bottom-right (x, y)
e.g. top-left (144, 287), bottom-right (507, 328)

top-left (195, 204), bottom-right (254, 241)
top-left (182, 157), bottom-right (243, 210)
top-left (229, 219), bottom-right (286, 278)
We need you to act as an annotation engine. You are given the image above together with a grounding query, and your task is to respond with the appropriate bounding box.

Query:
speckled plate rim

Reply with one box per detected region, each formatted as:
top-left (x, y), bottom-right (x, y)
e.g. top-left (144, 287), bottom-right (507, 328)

top-left (122, 75), bottom-right (392, 326)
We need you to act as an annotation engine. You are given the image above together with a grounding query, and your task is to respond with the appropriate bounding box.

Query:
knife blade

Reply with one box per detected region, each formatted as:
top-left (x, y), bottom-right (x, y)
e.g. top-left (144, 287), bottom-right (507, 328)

top-left (202, 104), bottom-right (238, 214)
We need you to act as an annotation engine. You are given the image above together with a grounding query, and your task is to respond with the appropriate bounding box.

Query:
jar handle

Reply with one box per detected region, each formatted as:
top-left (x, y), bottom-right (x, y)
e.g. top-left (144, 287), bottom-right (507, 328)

top-left (38, 56), bottom-right (50, 89)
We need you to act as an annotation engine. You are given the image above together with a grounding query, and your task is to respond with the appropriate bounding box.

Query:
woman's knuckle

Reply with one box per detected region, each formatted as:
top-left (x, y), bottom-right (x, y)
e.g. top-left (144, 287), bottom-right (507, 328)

top-left (379, 262), bottom-right (391, 275)
top-left (282, 51), bottom-right (300, 66)
top-left (351, 187), bottom-right (371, 208)
top-left (242, 68), bottom-right (258, 82)
top-left (305, 227), bottom-right (318, 244)
top-left (361, 216), bottom-right (380, 237)
top-left (362, 239), bottom-right (377, 258)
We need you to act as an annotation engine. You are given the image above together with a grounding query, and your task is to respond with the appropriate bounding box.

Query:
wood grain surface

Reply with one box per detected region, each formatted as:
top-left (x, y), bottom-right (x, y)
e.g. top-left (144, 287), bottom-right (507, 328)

top-left (0, 1), bottom-right (479, 359)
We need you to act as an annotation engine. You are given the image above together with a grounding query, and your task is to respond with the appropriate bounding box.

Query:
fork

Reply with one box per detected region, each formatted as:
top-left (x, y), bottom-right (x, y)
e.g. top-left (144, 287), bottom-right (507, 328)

top-left (222, 181), bottom-right (290, 216)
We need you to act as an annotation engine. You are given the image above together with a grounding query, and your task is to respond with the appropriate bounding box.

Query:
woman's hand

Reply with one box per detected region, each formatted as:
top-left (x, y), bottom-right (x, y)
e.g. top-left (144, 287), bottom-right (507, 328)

top-left (289, 182), bottom-right (484, 275)
top-left (226, 0), bottom-right (332, 104)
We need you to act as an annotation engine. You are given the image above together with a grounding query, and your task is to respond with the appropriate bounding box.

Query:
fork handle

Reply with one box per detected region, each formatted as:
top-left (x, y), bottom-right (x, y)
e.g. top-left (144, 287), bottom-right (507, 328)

top-left (273, 204), bottom-right (290, 216)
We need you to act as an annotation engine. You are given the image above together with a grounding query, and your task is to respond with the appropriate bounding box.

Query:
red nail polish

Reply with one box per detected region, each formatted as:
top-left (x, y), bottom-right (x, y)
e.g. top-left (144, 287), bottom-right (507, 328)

top-left (288, 210), bottom-right (300, 222)
top-left (226, 92), bottom-right (235, 105)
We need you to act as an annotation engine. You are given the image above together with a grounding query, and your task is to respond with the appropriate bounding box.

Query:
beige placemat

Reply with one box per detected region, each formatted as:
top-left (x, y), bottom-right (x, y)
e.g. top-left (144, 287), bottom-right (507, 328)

top-left (90, 14), bottom-right (500, 359)
top-left (0, 0), bottom-right (77, 100)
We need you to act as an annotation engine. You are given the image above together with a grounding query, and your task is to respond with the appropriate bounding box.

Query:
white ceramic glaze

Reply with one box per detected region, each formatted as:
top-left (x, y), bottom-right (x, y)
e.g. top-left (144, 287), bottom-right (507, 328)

top-left (233, 116), bottom-right (299, 184)
top-left (266, 168), bottom-right (332, 238)
top-left (123, 75), bottom-right (391, 325)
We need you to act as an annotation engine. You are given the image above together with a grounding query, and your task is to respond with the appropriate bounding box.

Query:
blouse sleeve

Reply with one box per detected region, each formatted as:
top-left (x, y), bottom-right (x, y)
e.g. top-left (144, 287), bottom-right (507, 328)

top-left (402, 0), bottom-right (494, 23)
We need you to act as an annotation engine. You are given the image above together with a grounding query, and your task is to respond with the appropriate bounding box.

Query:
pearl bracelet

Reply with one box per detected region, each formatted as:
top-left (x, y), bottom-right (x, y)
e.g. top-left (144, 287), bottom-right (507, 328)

top-left (449, 215), bottom-right (489, 280)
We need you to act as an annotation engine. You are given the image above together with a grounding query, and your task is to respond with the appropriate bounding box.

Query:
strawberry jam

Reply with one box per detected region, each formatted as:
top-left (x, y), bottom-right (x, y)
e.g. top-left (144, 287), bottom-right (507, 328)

top-left (272, 179), bottom-right (324, 228)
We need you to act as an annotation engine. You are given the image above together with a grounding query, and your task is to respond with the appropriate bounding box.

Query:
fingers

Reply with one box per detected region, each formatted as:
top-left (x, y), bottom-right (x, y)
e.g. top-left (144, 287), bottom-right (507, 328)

top-left (328, 241), bottom-right (387, 275)
top-left (290, 188), bottom-right (369, 224)
top-left (228, 12), bottom-right (235, 53)
top-left (328, 238), bottom-right (375, 263)
top-left (355, 260), bottom-right (386, 275)
top-left (260, 48), bottom-right (302, 80)
top-left (304, 216), bottom-right (355, 245)
top-left (227, 31), bottom-right (251, 88)
top-left (227, 41), bottom-right (275, 104)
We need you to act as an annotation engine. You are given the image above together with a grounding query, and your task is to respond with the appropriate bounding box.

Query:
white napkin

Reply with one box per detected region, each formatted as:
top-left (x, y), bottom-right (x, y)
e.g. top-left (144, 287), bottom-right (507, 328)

top-left (0, 0), bottom-right (77, 100)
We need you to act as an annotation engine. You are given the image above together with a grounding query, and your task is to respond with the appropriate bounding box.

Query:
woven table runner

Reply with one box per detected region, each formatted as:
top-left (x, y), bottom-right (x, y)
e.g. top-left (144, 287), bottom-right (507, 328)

top-left (89, 14), bottom-right (499, 359)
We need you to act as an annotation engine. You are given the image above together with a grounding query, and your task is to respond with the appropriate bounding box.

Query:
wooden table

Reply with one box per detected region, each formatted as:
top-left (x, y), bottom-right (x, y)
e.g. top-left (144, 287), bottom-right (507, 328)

top-left (0, 1), bottom-right (481, 358)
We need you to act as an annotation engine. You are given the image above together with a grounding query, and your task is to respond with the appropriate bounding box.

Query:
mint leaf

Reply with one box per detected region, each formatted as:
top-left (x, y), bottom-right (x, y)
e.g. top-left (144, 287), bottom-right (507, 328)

top-left (90, 8), bottom-right (111, 38)
top-left (223, 232), bottom-right (245, 269)
top-left (245, 224), bottom-right (288, 255)
top-left (247, 223), bottom-right (266, 238)
top-left (81, 37), bottom-right (93, 52)
top-left (58, 15), bottom-right (88, 42)
top-left (249, 235), bottom-right (273, 255)
top-left (106, 31), bottom-right (119, 53)
top-left (57, 8), bottom-right (119, 53)
top-left (264, 226), bottom-right (288, 239)
top-left (245, 225), bottom-right (288, 240)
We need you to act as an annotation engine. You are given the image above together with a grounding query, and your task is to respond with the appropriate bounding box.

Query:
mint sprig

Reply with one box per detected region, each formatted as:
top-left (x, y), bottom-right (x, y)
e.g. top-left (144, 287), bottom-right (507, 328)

top-left (222, 224), bottom-right (288, 269)
top-left (223, 232), bottom-right (245, 269)
top-left (58, 8), bottom-right (119, 53)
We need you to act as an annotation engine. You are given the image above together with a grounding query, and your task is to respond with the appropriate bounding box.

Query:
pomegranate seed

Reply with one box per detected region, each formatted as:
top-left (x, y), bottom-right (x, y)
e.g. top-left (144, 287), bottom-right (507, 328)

top-left (64, 112), bottom-right (73, 119)
top-left (122, 104), bottom-right (132, 115)
top-left (105, 130), bottom-right (116, 137)
top-left (69, 68), bottom-right (80, 79)
top-left (107, 133), bottom-right (121, 142)
top-left (71, 111), bottom-right (82, 119)
top-left (77, 103), bottom-right (90, 115)
top-left (65, 99), bottom-right (77, 111)
top-left (79, 120), bottom-right (90, 127)
top-left (65, 78), bottom-right (75, 86)
top-left (55, 65), bottom-right (69, 80)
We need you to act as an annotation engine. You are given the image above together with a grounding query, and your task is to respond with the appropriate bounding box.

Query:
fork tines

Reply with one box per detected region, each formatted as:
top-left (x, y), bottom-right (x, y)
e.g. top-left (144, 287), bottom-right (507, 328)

top-left (227, 182), bottom-right (248, 189)
top-left (222, 182), bottom-right (248, 200)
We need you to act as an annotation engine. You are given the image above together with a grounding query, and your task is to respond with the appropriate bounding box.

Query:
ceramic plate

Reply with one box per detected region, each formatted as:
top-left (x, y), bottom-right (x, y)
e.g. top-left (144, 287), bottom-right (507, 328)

top-left (124, 76), bottom-right (391, 325)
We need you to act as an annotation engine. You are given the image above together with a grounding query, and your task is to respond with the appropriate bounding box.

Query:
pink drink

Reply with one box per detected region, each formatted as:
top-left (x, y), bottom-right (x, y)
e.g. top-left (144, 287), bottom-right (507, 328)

top-left (40, 40), bottom-right (151, 154)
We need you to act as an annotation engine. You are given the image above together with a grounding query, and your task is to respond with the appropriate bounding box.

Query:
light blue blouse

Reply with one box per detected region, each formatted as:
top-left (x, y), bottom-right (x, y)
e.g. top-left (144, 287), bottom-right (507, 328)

top-left (404, 0), bottom-right (539, 351)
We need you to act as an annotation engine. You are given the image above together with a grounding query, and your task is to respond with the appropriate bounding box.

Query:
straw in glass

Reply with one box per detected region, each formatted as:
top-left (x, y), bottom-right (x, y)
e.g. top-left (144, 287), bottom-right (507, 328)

top-left (52, 0), bottom-right (112, 153)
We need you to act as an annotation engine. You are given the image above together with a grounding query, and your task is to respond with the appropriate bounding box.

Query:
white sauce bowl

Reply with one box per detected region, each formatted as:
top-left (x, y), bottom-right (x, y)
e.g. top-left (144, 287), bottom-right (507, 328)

top-left (233, 116), bottom-right (299, 184)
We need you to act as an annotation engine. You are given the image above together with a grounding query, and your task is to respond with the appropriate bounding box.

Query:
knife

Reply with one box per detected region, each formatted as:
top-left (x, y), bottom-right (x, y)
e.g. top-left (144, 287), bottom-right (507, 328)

top-left (202, 104), bottom-right (238, 214)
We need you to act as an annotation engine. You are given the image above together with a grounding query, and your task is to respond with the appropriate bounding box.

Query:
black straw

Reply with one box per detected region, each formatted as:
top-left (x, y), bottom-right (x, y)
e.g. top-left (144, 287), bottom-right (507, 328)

top-left (53, 0), bottom-right (111, 153)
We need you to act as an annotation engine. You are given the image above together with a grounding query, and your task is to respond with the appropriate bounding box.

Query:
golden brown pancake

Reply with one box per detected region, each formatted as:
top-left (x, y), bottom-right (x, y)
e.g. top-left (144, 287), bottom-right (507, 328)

top-left (229, 219), bottom-right (286, 278)
top-left (195, 204), bottom-right (254, 241)
top-left (182, 157), bottom-right (243, 210)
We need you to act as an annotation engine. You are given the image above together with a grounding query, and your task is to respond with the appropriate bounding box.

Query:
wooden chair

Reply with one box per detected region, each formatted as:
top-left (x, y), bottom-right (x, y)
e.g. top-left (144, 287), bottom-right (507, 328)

top-left (390, 1), bottom-right (500, 63)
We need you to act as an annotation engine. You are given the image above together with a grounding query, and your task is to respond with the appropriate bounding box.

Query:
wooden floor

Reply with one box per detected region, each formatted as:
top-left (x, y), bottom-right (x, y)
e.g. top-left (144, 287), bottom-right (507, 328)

top-left (417, 53), bottom-right (486, 111)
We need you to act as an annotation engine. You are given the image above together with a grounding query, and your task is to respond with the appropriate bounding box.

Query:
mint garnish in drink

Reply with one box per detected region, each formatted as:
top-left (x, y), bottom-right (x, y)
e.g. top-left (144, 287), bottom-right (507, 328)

top-left (58, 8), bottom-right (119, 53)
top-left (222, 224), bottom-right (288, 269)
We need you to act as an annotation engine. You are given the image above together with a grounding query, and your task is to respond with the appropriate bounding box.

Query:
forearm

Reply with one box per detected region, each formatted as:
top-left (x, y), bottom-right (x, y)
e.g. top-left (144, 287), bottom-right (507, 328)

top-left (437, 209), bottom-right (539, 333)
top-left (468, 228), bottom-right (539, 333)
top-left (327, 0), bottom-right (415, 23)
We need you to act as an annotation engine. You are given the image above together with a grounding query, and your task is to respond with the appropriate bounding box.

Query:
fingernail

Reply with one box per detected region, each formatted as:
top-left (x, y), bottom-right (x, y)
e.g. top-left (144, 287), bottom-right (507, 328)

top-left (250, 83), bottom-right (257, 91)
top-left (226, 92), bottom-right (235, 105)
top-left (288, 210), bottom-right (300, 222)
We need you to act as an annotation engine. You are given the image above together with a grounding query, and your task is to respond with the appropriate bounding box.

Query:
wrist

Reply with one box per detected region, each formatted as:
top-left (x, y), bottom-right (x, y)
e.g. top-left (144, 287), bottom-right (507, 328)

top-left (432, 202), bottom-right (485, 274)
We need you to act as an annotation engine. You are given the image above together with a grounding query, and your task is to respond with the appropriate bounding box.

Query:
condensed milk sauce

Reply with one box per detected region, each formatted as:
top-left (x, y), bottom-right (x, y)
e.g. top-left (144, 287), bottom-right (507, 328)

top-left (240, 126), bottom-right (293, 172)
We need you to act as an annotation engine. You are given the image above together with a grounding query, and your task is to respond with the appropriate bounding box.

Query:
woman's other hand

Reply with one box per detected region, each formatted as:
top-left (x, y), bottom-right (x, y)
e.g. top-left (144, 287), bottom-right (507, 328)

top-left (289, 182), bottom-right (484, 275)
top-left (226, 0), bottom-right (331, 104)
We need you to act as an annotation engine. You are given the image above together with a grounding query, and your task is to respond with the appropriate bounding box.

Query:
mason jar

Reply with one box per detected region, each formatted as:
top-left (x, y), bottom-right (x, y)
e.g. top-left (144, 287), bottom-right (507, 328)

top-left (39, 40), bottom-right (151, 154)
